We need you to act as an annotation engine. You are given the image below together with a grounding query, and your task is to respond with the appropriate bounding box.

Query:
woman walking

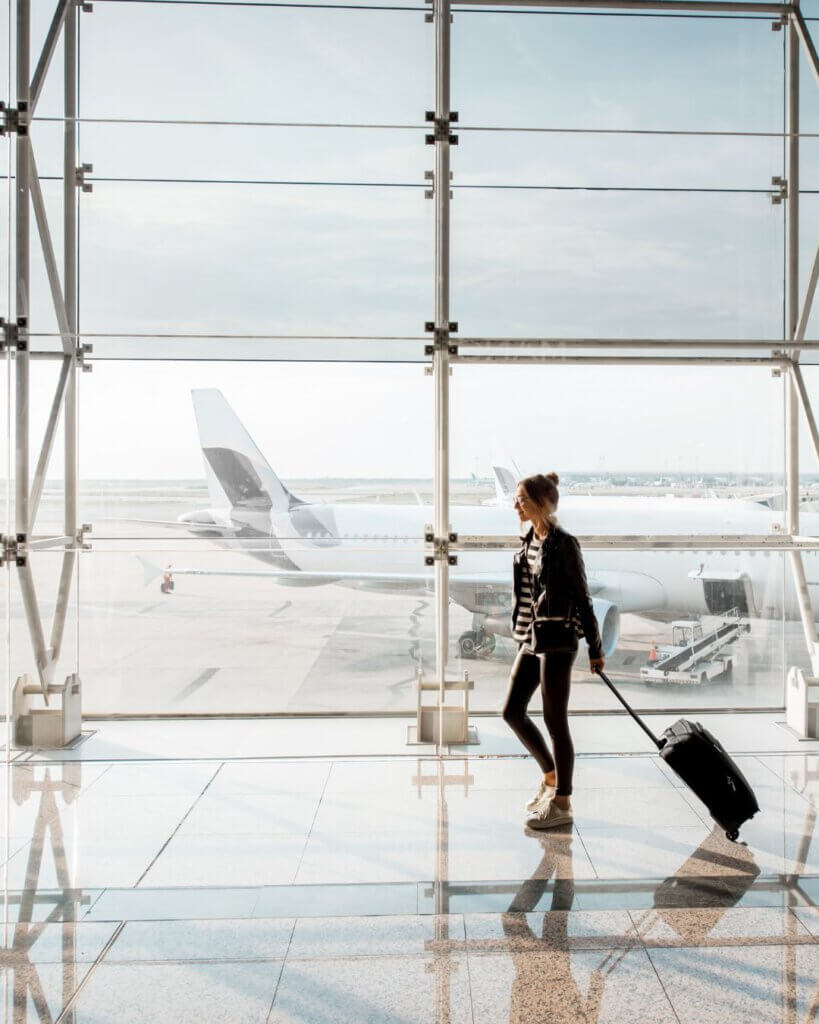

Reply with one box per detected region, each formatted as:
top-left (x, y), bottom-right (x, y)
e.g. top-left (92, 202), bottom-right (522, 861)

top-left (503, 473), bottom-right (605, 829)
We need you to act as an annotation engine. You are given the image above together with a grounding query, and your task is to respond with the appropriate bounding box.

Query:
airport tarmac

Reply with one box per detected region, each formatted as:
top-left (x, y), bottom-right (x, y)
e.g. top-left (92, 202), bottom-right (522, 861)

top-left (4, 480), bottom-right (808, 717)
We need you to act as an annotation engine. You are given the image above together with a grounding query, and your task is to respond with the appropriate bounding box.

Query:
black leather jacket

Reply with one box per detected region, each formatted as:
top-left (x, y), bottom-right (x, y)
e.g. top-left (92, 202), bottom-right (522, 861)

top-left (512, 524), bottom-right (603, 660)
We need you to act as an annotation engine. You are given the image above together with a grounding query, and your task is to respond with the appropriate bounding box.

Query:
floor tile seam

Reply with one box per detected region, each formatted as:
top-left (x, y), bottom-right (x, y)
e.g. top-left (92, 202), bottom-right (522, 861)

top-left (18, 749), bottom-right (819, 775)
top-left (1, 835), bottom-right (36, 862)
top-left (55, 940), bottom-right (811, 969)
top-left (640, 936), bottom-right (818, 949)
top-left (71, 762), bottom-right (116, 800)
top-left (275, 916), bottom-right (299, 974)
top-left (133, 762), bottom-right (226, 888)
top-left (569, 817), bottom-right (712, 830)
top-left (264, 958), bottom-right (288, 1024)
top-left (642, 939), bottom-right (818, 954)
top-left (283, 950), bottom-right (471, 963)
top-left (751, 753), bottom-right (794, 788)
top-left (642, 942), bottom-right (684, 1024)
top-left (77, 888), bottom-right (108, 922)
top-left (626, 907), bottom-right (818, 949)
top-left (569, 823), bottom-right (601, 882)
top-left (289, 762), bottom-right (335, 885)
top-left (462, 930), bottom-right (478, 1024)
top-left (790, 909), bottom-right (818, 937)
top-left (25, 746), bottom-right (805, 767)
top-left (103, 955), bottom-right (289, 966)
top-left (458, 939), bottom-right (647, 955)
top-left (787, 906), bottom-right (819, 942)
top-left (752, 777), bottom-right (817, 806)
top-left (53, 873), bottom-right (819, 912)
top-left (667, 784), bottom-right (716, 830)
top-left (53, 920), bottom-right (126, 1024)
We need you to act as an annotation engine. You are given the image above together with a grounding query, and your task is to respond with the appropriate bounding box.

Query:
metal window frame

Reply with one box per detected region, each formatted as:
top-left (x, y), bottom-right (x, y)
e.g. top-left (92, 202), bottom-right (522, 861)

top-left (8, 0), bottom-right (80, 712)
top-left (6, 0), bottom-right (819, 738)
top-left (426, 0), bottom-right (819, 740)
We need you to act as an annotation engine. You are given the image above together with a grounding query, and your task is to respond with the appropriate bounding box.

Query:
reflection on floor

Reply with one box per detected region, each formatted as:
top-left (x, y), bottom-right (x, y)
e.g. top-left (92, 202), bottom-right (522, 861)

top-left (1, 744), bottom-right (816, 1022)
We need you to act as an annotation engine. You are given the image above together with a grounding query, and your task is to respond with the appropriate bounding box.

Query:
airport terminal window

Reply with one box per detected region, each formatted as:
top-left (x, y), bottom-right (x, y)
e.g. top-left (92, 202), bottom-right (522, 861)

top-left (8, 0), bottom-right (818, 719)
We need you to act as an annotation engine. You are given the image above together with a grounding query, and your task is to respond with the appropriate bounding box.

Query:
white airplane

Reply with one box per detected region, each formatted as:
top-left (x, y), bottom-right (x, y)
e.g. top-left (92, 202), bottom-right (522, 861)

top-left (138, 389), bottom-right (819, 660)
top-left (491, 465), bottom-right (517, 506)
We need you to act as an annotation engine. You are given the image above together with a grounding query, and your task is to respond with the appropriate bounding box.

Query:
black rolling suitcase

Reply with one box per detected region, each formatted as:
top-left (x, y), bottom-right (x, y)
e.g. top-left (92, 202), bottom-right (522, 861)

top-left (595, 669), bottom-right (759, 841)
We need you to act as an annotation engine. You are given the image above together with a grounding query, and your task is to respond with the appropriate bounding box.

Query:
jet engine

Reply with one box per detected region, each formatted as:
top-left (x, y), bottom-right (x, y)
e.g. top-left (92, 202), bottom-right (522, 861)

top-left (587, 598), bottom-right (620, 657)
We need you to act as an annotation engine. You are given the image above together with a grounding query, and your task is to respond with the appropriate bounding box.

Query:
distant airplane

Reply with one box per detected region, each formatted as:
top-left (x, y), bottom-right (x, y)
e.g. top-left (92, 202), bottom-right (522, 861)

top-left (491, 465), bottom-right (516, 506)
top-left (136, 390), bottom-right (819, 660)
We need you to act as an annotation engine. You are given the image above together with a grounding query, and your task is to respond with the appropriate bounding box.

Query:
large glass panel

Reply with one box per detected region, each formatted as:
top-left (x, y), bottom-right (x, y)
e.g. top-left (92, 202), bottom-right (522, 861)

top-left (459, 130), bottom-right (781, 192)
top-left (79, 541), bottom-right (433, 715)
top-left (451, 547), bottom-right (789, 713)
top-left (53, 0), bottom-right (804, 723)
top-left (449, 363), bottom-right (787, 711)
top-left (78, 180), bottom-right (431, 339)
top-left (450, 364), bottom-right (783, 487)
top-left (77, 122), bottom-right (427, 186)
top-left (78, 5), bottom-right (431, 123)
top-left (452, 190), bottom-right (783, 339)
top-left (79, 360), bottom-right (433, 713)
top-left (454, 12), bottom-right (782, 133)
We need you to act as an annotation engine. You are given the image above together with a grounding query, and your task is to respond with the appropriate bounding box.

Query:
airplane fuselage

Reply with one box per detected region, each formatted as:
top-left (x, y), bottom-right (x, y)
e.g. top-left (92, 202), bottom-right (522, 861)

top-left (186, 494), bottom-right (818, 624)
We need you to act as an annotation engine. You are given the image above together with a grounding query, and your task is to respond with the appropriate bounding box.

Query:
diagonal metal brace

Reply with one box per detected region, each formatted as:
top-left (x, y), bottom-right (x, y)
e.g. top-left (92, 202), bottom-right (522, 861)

top-left (29, 0), bottom-right (72, 116)
top-left (28, 143), bottom-right (73, 353)
top-left (793, 9), bottom-right (819, 88)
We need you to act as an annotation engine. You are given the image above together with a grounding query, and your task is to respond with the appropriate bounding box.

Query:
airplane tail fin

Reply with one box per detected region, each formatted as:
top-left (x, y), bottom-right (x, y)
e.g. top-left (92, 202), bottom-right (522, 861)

top-left (492, 465), bottom-right (517, 504)
top-left (191, 389), bottom-right (304, 514)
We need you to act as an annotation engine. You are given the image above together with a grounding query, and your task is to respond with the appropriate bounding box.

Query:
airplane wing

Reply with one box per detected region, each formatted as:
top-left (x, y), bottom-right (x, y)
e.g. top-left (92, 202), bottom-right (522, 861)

top-left (138, 556), bottom-right (507, 589)
top-left (108, 517), bottom-right (241, 535)
top-left (138, 555), bottom-right (608, 596)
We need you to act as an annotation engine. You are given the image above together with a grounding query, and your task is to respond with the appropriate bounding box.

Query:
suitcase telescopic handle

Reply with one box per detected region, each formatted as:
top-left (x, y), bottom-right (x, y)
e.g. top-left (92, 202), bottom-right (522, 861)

top-left (593, 667), bottom-right (664, 751)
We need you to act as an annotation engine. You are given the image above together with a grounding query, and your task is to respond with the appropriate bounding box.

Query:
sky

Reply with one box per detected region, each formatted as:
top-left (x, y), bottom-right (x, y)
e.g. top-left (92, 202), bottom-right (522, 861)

top-left (3, 0), bottom-right (819, 478)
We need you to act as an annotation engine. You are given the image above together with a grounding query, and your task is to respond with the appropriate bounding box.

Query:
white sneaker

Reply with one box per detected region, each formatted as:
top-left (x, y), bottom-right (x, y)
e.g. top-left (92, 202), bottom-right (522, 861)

top-left (526, 799), bottom-right (573, 830)
top-left (525, 778), bottom-right (555, 813)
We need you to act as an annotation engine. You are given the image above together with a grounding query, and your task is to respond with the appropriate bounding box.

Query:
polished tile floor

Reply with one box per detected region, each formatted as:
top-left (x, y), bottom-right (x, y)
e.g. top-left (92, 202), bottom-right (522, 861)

top-left (0, 724), bottom-right (816, 1022)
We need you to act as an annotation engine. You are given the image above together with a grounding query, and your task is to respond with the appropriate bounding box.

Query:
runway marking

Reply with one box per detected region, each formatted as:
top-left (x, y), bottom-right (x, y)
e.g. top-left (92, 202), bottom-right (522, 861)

top-left (174, 667), bottom-right (221, 703)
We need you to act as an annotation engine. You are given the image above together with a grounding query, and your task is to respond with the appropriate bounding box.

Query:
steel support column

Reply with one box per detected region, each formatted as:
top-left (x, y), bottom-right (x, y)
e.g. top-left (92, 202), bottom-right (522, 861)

top-left (9, 0), bottom-right (82, 734)
top-left (433, 0), bottom-right (453, 752)
top-left (15, 0), bottom-right (30, 543)
top-left (784, 9), bottom-right (819, 676)
top-left (786, 7), bottom-right (800, 537)
top-left (11, 0), bottom-right (54, 700)
top-left (52, 5), bottom-right (78, 667)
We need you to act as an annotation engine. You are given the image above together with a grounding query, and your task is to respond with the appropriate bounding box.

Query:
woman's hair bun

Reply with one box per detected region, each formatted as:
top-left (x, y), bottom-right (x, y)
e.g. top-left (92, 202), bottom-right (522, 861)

top-left (546, 471), bottom-right (559, 486)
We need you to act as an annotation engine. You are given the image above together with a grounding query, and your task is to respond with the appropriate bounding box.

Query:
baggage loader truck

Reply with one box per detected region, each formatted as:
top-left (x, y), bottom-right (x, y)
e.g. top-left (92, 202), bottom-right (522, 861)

top-left (640, 610), bottom-right (749, 685)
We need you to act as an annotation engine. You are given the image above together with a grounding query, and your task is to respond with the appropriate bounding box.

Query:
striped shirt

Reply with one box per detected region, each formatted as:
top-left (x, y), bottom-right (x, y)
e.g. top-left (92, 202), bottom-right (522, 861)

top-left (513, 535), bottom-right (543, 650)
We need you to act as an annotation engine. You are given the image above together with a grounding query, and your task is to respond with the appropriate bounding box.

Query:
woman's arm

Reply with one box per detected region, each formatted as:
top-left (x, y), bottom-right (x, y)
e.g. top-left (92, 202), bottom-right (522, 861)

top-left (564, 534), bottom-right (604, 663)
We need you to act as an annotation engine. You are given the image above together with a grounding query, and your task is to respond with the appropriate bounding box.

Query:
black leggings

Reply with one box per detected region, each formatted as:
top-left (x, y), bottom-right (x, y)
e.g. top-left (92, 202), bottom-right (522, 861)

top-left (502, 647), bottom-right (576, 797)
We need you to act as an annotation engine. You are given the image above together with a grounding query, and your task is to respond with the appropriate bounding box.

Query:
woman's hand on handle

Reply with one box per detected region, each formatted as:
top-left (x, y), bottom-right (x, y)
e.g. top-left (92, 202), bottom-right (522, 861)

top-left (590, 657), bottom-right (605, 675)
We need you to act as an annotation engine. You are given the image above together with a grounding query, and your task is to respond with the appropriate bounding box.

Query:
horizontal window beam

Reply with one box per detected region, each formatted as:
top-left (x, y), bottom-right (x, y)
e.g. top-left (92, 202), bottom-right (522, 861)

top-left (455, 534), bottom-right (819, 551)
